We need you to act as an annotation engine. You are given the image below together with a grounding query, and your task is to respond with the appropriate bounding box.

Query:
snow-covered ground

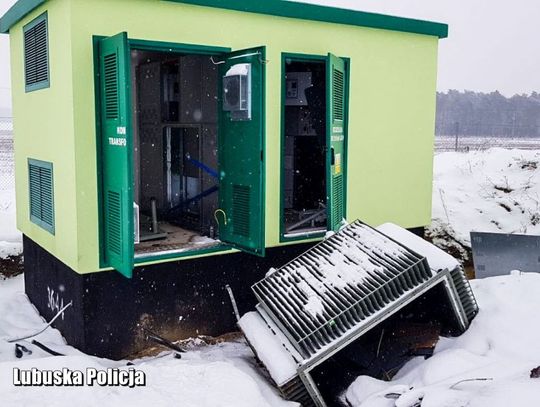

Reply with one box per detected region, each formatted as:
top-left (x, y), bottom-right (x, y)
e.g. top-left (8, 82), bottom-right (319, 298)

top-left (2, 270), bottom-right (540, 406)
top-left (428, 148), bottom-right (540, 261)
top-left (0, 275), bottom-right (297, 407)
top-left (346, 271), bottom-right (540, 407)
top-left (0, 185), bottom-right (21, 258)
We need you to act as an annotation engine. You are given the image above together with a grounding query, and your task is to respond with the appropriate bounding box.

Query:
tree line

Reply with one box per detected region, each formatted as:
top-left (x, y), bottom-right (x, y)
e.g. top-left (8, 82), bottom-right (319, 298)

top-left (436, 90), bottom-right (540, 138)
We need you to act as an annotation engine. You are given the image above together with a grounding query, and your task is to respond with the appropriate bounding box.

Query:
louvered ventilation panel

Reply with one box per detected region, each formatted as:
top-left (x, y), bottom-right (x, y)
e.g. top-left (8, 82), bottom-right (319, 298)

top-left (279, 376), bottom-right (316, 407)
top-left (28, 164), bottom-right (42, 220)
top-left (450, 267), bottom-right (479, 321)
top-left (107, 190), bottom-right (122, 256)
top-left (332, 174), bottom-right (344, 227)
top-left (232, 184), bottom-right (251, 238)
top-left (332, 68), bottom-right (344, 121)
top-left (28, 161), bottom-right (54, 233)
top-left (252, 220), bottom-right (432, 358)
top-left (39, 167), bottom-right (54, 227)
top-left (24, 18), bottom-right (48, 87)
top-left (104, 53), bottom-right (119, 120)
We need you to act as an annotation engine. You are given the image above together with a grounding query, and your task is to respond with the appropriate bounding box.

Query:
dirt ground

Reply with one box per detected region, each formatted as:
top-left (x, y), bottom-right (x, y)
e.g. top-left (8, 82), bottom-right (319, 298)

top-left (0, 254), bottom-right (23, 279)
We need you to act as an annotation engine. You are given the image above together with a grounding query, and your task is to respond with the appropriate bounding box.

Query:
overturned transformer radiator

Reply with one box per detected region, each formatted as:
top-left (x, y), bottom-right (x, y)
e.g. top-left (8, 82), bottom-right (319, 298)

top-left (239, 220), bottom-right (478, 407)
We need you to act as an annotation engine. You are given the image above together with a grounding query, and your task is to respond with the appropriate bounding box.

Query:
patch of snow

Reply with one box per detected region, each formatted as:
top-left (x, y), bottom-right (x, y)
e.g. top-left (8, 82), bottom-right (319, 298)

top-left (338, 218), bottom-right (349, 230)
top-left (346, 272), bottom-right (540, 407)
top-left (0, 276), bottom-right (297, 407)
top-left (304, 295), bottom-right (325, 318)
top-left (0, 275), bottom-right (76, 363)
top-left (311, 224), bottom-right (411, 291)
top-left (261, 223), bottom-right (426, 333)
top-left (377, 223), bottom-right (459, 272)
top-left (345, 376), bottom-right (408, 407)
top-left (191, 235), bottom-right (217, 245)
top-left (325, 230), bottom-right (335, 238)
top-left (266, 267), bottom-right (277, 277)
top-left (238, 312), bottom-right (298, 386)
top-left (429, 149), bottom-right (540, 254)
top-left (0, 241), bottom-right (22, 258)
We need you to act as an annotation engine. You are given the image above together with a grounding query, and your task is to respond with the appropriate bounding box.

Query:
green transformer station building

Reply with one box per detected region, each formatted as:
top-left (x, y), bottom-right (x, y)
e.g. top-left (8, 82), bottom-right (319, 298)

top-left (0, 0), bottom-right (447, 358)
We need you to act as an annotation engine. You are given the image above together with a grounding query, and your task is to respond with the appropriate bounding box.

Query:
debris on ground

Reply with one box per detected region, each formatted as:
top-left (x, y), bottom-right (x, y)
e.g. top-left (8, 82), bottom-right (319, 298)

top-left (0, 254), bottom-right (23, 279)
top-left (530, 366), bottom-right (540, 379)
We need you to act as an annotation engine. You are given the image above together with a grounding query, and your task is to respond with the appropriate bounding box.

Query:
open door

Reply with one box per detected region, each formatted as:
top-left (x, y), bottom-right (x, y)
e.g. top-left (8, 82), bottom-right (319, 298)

top-left (99, 32), bottom-right (134, 277)
top-left (217, 47), bottom-right (266, 256)
top-left (326, 53), bottom-right (348, 231)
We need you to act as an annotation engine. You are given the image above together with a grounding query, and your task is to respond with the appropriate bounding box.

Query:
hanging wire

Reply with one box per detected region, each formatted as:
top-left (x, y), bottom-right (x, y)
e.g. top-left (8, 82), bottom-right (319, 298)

top-left (210, 56), bottom-right (225, 65)
top-left (214, 52), bottom-right (269, 65)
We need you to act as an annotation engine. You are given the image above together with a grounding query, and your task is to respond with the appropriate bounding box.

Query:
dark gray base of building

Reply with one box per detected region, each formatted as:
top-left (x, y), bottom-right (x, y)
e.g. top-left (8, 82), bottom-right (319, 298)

top-left (23, 235), bottom-right (314, 360)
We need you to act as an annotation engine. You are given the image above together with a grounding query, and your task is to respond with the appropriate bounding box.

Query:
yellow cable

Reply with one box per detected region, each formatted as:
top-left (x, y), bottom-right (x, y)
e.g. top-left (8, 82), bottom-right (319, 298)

top-left (214, 209), bottom-right (228, 226)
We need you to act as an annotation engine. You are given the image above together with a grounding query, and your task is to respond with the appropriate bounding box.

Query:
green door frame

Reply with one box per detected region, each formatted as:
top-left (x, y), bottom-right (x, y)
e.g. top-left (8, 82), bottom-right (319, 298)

top-left (93, 36), bottom-right (235, 269)
top-left (279, 52), bottom-right (350, 243)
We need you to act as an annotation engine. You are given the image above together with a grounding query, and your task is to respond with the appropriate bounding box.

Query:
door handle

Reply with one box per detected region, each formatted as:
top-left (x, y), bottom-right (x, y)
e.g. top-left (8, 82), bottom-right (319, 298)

top-left (331, 147), bottom-right (335, 166)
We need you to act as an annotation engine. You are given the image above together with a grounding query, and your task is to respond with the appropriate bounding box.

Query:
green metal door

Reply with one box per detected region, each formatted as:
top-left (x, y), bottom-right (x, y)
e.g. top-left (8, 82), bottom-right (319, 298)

top-left (99, 32), bottom-right (134, 278)
top-left (326, 53), bottom-right (348, 231)
top-left (217, 47), bottom-right (266, 256)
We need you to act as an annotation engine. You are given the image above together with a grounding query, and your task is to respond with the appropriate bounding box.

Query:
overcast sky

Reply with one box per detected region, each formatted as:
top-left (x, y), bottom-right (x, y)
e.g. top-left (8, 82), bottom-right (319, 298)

top-left (1, 0), bottom-right (540, 110)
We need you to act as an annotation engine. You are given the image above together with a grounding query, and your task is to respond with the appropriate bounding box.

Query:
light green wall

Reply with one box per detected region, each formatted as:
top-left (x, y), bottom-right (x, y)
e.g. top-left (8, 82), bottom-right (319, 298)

top-left (10, 0), bottom-right (81, 271)
top-left (12, 0), bottom-right (439, 274)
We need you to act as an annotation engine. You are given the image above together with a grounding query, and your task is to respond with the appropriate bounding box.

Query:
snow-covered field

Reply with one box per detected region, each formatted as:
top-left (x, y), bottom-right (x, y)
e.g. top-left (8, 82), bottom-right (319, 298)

top-left (435, 136), bottom-right (540, 152)
top-left (428, 148), bottom-right (540, 261)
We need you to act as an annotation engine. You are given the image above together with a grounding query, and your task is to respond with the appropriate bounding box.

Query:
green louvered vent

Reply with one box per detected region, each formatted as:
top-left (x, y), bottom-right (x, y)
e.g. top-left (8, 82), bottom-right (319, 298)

top-left (28, 160), bottom-right (54, 234)
top-left (232, 185), bottom-right (251, 238)
top-left (106, 191), bottom-right (122, 256)
top-left (104, 53), bottom-right (119, 120)
top-left (332, 68), bottom-right (344, 121)
top-left (24, 14), bottom-right (49, 90)
top-left (332, 174), bottom-right (344, 227)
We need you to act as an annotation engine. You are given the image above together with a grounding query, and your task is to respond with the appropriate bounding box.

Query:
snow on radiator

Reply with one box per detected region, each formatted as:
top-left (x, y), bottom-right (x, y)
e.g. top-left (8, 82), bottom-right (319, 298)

top-left (376, 223), bottom-right (460, 272)
top-left (251, 220), bottom-right (433, 358)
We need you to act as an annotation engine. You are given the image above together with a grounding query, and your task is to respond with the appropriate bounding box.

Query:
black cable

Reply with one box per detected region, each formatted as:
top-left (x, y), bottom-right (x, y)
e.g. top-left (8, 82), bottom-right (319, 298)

top-left (31, 340), bottom-right (64, 356)
top-left (14, 343), bottom-right (32, 359)
top-left (143, 328), bottom-right (185, 354)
